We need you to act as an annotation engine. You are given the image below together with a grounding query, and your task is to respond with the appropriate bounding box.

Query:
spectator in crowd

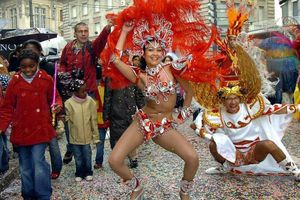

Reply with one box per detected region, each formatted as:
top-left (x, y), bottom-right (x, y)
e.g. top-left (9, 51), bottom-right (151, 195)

top-left (103, 55), bottom-right (145, 169)
top-left (64, 78), bottom-right (99, 182)
top-left (0, 49), bottom-right (62, 199)
top-left (59, 20), bottom-right (113, 164)
top-left (94, 76), bottom-right (110, 169)
top-left (21, 39), bottom-right (63, 179)
top-left (8, 46), bottom-right (22, 73)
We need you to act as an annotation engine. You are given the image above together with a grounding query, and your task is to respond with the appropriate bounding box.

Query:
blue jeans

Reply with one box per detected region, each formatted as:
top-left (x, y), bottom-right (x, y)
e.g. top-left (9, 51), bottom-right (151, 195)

top-left (0, 134), bottom-right (9, 173)
top-left (72, 144), bottom-right (92, 178)
top-left (95, 128), bottom-right (106, 165)
top-left (17, 143), bottom-right (51, 200)
top-left (49, 137), bottom-right (62, 173)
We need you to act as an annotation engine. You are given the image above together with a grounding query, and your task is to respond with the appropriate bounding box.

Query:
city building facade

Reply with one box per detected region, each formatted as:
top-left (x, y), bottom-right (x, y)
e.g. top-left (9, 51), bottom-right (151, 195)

top-left (280, 0), bottom-right (300, 22)
top-left (200, 0), bottom-right (275, 35)
top-left (0, 0), bottom-right (63, 34)
top-left (60, 0), bottom-right (131, 41)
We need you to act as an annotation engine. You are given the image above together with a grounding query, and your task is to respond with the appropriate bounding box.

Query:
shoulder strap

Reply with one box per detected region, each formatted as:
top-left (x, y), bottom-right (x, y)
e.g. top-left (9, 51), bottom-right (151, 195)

top-left (86, 41), bottom-right (95, 65)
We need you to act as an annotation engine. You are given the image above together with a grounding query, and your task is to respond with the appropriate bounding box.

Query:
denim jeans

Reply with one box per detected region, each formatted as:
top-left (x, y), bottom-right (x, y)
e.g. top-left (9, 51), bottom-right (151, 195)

top-left (17, 143), bottom-right (52, 200)
top-left (49, 137), bottom-right (62, 173)
top-left (95, 128), bottom-right (106, 165)
top-left (72, 144), bottom-right (92, 178)
top-left (0, 134), bottom-right (9, 173)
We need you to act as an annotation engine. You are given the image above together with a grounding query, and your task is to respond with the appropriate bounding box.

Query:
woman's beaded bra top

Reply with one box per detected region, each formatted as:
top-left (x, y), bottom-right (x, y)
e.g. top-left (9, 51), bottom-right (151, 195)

top-left (143, 64), bottom-right (176, 104)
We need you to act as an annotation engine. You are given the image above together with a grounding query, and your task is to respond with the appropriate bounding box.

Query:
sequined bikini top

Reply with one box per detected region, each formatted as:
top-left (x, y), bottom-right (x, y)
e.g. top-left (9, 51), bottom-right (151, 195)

top-left (143, 64), bottom-right (176, 104)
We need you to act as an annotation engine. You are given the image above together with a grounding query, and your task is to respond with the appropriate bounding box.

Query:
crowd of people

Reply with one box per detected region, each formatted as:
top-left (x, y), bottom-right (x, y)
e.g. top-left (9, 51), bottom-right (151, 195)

top-left (0, 0), bottom-right (300, 200)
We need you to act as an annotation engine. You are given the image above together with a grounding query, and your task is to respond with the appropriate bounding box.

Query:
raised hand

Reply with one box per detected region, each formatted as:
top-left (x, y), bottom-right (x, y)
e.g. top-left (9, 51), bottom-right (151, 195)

top-left (122, 21), bottom-right (134, 33)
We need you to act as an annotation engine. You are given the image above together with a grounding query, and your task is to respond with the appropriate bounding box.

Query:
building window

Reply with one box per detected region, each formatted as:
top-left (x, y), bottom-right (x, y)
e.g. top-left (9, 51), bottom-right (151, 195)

top-left (234, 3), bottom-right (240, 7)
top-left (258, 6), bottom-right (265, 21)
top-left (71, 6), bottom-right (77, 18)
top-left (34, 7), bottom-right (46, 28)
top-left (82, 3), bottom-right (88, 16)
top-left (282, 2), bottom-right (289, 17)
top-left (107, 0), bottom-right (113, 9)
top-left (293, 1), bottom-right (298, 16)
top-left (120, 0), bottom-right (126, 6)
top-left (10, 8), bottom-right (18, 28)
top-left (60, 9), bottom-right (63, 21)
top-left (94, 22), bottom-right (100, 35)
top-left (95, 0), bottom-right (100, 13)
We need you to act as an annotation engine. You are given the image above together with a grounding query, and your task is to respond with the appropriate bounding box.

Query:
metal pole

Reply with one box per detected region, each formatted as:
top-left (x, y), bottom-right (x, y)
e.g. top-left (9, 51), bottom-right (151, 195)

top-left (29, 0), bottom-right (34, 27)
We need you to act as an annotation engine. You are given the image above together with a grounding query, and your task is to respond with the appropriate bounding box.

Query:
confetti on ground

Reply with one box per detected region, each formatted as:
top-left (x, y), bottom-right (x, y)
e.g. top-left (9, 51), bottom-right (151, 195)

top-left (1, 118), bottom-right (300, 199)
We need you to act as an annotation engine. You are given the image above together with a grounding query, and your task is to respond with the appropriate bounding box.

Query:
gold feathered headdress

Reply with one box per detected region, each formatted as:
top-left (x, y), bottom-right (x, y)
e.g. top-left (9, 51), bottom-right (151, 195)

top-left (191, 0), bottom-right (259, 110)
top-left (191, 44), bottom-right (261, 109)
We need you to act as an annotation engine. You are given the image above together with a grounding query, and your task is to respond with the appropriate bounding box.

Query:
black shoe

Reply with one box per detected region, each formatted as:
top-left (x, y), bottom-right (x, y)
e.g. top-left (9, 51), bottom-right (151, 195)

top-left (129, 158), bottom-right (138, 169)
top-left (63, 151), bottom-right (73, 164)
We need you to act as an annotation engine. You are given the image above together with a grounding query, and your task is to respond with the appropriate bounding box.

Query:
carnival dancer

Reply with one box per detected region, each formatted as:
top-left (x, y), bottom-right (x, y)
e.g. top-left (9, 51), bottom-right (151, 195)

top-left (100, 0), bottom-right (216, 199)
top-left (194, 82), bottom-right (300, 179)
top-left (191, 1), bottom-right (300, 179)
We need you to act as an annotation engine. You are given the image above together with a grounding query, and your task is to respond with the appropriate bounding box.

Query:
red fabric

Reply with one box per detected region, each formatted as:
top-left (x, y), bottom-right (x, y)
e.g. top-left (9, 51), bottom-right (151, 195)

top-left (95, 80), bottom-right (109, 128)
top-left (0, 84), bottom-right (4, 106)
top-left (60, 26), bottom-right (110, 92)
top-left (0, 70), bottom-right (63, 146)
top-left (100, 0), bottom-right (218, 89)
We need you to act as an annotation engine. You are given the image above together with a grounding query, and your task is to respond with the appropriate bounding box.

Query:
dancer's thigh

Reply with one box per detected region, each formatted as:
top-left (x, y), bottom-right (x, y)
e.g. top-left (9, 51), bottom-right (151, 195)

top-left (110, 119), bottom-right (144, 161)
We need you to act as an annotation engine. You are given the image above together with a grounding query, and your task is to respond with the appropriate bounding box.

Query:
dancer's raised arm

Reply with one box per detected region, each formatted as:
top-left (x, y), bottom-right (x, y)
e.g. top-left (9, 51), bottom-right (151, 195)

top-left (111, 22), bottom-right (141, 85)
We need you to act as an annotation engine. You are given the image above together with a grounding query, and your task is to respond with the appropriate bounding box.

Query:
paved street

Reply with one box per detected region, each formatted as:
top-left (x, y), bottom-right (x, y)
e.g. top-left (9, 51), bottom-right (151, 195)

top-left (1, 118), bottom-right (300, 200)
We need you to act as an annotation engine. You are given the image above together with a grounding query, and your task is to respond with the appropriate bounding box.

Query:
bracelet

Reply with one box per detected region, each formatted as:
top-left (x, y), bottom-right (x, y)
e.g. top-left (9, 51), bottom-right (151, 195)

top-left (110, 54), bottom-right (120, 64)
top-left (286, 104), bottom-right (299, 114)
top-left (178, 106), bottom-right (193, 122)
top-left (114, 48), bottom-right (123, 58)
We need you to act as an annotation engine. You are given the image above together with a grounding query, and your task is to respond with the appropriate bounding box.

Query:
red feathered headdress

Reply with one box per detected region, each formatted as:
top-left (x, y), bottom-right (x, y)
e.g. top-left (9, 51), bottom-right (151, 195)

top-left (101, 0), bottom-right (217, 89)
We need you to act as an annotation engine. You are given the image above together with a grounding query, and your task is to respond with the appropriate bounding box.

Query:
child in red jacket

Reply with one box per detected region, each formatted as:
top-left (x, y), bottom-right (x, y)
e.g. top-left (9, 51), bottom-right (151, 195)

top-left (0, 49), bottom-right (62, 200)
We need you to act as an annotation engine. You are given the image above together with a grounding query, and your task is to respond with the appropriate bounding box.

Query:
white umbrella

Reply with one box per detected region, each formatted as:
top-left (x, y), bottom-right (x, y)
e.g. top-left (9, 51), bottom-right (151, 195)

top-left (41, 35), bottom-right (67, 55)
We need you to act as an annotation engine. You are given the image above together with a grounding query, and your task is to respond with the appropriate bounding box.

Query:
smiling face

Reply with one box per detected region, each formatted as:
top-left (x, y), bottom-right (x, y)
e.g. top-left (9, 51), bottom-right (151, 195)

top-left (20, 58), bottom-right (38, 78)
top-left (143, 43), bottom-right (164, 67)
top-left (223, 94), bottom-right (241, 114)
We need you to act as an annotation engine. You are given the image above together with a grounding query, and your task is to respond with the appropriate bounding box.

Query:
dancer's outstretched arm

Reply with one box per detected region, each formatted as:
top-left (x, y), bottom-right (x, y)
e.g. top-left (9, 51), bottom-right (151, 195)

top-left (112, 22), bottom-right (143, 86)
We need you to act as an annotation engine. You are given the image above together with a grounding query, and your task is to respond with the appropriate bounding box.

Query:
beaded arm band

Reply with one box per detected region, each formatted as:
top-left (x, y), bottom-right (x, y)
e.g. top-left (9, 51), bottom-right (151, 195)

top-left (109, 47), bottom-right (124, 63)
top-left (286, 104), bottom-right (300, 114)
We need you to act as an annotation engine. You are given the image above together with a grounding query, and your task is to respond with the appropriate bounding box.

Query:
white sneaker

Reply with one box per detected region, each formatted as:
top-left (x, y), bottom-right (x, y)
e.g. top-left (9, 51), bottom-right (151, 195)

top-left (85, 175), bottom-right (93, 181)
top-left (279, 160), bottom-right (300, 181)
top-left (75, 177), bottom-right (82, 182)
